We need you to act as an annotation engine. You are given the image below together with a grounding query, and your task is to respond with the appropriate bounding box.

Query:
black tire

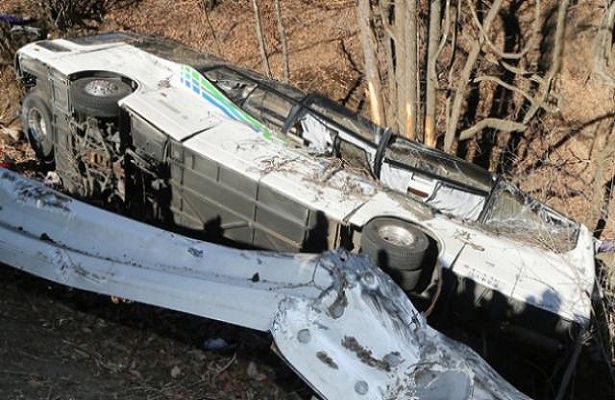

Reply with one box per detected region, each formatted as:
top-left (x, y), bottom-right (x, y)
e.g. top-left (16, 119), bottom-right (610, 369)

top-left (361, 218), bottom-right (430, 289)
top-left (71, 77), bottom-right (132, 118)
top-left (21, 90), bottom-right (54, 164)
top-left (388, 269), bottom-right (424, 292)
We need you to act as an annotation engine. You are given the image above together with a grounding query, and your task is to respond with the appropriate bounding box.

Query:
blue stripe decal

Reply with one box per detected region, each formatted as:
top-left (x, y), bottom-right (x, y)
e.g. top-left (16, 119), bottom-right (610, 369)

top-left (179, 65), bottom-right (272, 140)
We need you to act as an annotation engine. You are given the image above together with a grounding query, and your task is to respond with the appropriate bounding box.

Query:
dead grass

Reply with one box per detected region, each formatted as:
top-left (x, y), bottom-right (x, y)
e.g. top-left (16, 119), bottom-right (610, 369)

top-left (0, 0), bottom-right (614, 398)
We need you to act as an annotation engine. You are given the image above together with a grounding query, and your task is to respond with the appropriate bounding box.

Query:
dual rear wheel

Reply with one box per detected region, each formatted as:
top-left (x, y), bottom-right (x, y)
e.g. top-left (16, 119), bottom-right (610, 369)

top-left (361, 217), bottom-right (430, 292)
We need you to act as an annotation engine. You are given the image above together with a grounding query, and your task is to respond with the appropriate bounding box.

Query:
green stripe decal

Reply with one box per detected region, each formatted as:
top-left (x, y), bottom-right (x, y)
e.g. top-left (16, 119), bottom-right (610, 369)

top-left (180, 65), bottom-right (272, 140)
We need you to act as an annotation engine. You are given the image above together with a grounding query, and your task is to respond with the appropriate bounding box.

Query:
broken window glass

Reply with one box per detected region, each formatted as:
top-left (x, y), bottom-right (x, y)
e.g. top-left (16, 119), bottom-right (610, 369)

top-left (202, 67), bottom-right (305, 104)
top-left (242, 87), bottom-right (294, 131)
top-left (290, 112), bottom-right (336, 154)
top-left (385, 137), bottom-right (495, 194)
top-left (336, 136), bottom-right (375, 173)
top-left (482, 180), bottom-right (579, 252)
top-left (202, 68), bottom-right (257, 104)
top-left (308, 96), bottom-right (380, 142)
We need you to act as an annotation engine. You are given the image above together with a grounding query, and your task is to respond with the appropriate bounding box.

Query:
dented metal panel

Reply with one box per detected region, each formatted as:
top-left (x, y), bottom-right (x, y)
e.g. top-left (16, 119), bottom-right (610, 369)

top-left (272, 253), bottom-right (530, 400)
top-left (0, 169), bottom-right (529, 399)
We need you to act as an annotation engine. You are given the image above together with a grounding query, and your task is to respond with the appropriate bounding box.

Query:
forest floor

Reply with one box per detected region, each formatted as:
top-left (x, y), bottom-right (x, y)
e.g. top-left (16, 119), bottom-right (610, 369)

top-left (0, 0), bottom-right (614, 399)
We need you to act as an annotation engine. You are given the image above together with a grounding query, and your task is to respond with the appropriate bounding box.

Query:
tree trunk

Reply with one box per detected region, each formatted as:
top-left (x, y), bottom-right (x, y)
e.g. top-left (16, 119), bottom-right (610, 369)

top-left (357, 0), bottom-right (385, 126)
top-left (252, 0), bottom-right (272, 78)
top-left (444, 0), bottom-right (503, 152)
top-left (274, 0), bottom-right (290, 83)
top-left (424, 0), bottom-right (441, 147)
top-left (400, 0), bottom-right (418, 140)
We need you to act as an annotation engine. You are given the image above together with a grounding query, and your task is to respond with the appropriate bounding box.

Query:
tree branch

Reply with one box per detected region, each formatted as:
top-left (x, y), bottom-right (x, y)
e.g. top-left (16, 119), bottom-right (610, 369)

top-left (523, 0), bottom-right (569, 124)
top-left (444, 0), bottom-right (503, 151)
top-left (459, 118), bottom-right (526, 141)
top-left (466, 0), bottom-right (540, 60)
top-left (200, 1), bottom-right (222, 56)
top-left (274, 0), bottom-right (290, 83)
top-left (252, 0), bottom-right (272, 78)
top-left (473, 75), bottom-right (557, 114)
top-left (436, 0), bottom-right (452, 65)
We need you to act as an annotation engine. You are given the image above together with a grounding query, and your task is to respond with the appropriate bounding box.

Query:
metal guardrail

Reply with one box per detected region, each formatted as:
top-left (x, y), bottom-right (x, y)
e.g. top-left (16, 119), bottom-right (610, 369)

top-left (0, 168), bottom-right (528, 399)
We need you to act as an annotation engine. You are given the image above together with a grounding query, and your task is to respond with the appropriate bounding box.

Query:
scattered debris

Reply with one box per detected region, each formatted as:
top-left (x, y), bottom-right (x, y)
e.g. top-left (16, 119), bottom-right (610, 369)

top-left (203, 337), bottom-right (232, 352)
top-left (170, 365), bottom-right (182, 379)
top-left (246, 361), bottom-right (267, 382)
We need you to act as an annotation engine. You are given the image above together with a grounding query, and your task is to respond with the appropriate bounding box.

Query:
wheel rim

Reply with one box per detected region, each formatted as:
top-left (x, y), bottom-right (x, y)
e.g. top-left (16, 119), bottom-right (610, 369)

top-left (27, 108), bottom-right (47, 142)
top-left (84, 79), bottom-right (123, 97)
top-left (377, 225), bottom-right (416, 247)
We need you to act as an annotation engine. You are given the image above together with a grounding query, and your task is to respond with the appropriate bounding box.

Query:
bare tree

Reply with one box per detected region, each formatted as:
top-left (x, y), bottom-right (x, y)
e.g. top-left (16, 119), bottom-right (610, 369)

top-left (357, 0), bottom-right (570, 160)
top-left (250, 0), bottom-right (290, 82)
top-left (252, 0), bottom-right (272, 78)
top-left (273, 0), bottom-right (290, 83)
top-left (199, 0), bottom-right (222, 56)
top-left (594, 1), bottom-right (615, 86)
top-left (357, 0), bottom-right (385, 127)
top-left (424, 0), bottom-right (442, 147)
top-left (400, 0), bottom-right (418, 141)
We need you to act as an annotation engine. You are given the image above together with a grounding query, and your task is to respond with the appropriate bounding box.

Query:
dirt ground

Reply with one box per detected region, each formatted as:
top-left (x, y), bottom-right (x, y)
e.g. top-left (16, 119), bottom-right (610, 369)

top-left (0, 267), bottom-right (314, 400)
top-left (1, 0), bottom-right (615, 399)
